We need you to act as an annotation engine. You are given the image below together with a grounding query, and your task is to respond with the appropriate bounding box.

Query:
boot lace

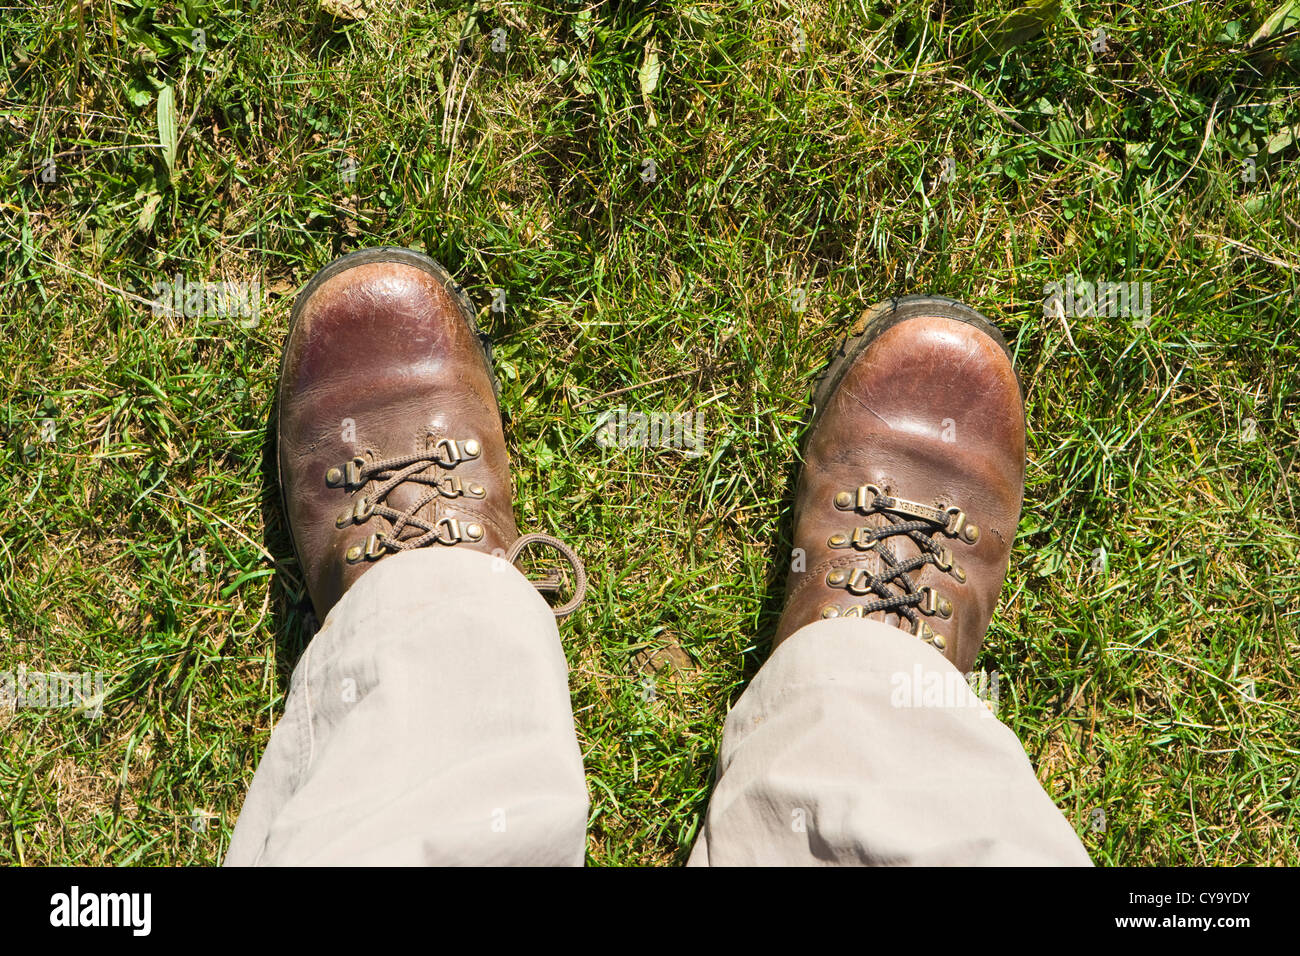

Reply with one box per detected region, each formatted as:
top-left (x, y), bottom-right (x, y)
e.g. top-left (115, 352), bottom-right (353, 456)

top-left (822, 483), bottom-right (978, 645)
top-left (325, 439), bottom-right (587, 617)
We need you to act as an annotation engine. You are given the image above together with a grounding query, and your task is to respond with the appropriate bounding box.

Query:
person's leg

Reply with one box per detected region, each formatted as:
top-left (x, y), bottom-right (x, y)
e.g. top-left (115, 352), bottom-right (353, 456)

top-left (227, 248), bottom-right (587, 865)
top-left (226, 547), bottom-right (586, 866)
top-left (687, 618), bottom-right (1089, 865)
top-left (690, 296), bottom-right (1089, 866)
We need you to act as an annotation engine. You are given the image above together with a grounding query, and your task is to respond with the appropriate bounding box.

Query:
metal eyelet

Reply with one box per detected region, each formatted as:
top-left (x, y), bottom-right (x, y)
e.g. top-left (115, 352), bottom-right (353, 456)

top-left (834, 484), bottom-right (884, 512)
top-left (827, 568), bottom-right (873, 595)
top-left (433, 438), bottom-right (482, 467)
top-left (436, 476), bottom-right (487, 499)
top-left (944, 506), bottom-right (980, 544)
top-left (363, 532), bottom-right (387, 559)
top-left (846, 569), bottom-right (874, 595)
top-left (434, 438), bottom-right (461, 465)
top-left (934, 547), bottom-right (967, 582)
top-left (336, 495), bottom-right (376, 527)
top-left (919, 586), bottom-right (953, 619)
top-left (343, 534), bottom-right (385, 563)
top-left (326, 456), bottom-right (366, 488)
top-left (828, 528), bottom-right (878, 551)
top-left (850, 527), bottom-right (878, 550)
top-left (913, 619), bottom-right (948, 649)
top-left (434, 517), bottom-right (485, 545)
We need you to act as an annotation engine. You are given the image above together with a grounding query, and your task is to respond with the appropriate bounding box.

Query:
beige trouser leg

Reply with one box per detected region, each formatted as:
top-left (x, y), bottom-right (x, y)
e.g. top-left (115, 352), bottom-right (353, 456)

top-left (688, 619), bottom-right (1092, 866)
top-left (227, 548), bottom-right (1086, 866)
top-left (225, 547), bottom-right (587, 866)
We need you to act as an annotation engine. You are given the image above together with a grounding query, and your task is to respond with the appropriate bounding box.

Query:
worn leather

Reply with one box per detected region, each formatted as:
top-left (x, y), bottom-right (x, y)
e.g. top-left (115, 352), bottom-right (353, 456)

top-left (774, 309), bottom-right (1026, 673)
top-left (278, 254), bottom-right (517, 618)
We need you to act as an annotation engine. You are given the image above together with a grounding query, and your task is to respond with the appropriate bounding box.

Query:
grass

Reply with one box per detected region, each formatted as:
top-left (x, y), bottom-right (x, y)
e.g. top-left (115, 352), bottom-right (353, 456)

top-left (1, 0), bottom-right (1298, 866)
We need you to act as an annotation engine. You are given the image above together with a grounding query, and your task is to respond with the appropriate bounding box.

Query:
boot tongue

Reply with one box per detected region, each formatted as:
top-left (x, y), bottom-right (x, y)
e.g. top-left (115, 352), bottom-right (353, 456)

top-left (851, 511), bottom-right (927, 631)
top-left (374, 435), bottom-right (451, 541)
top-left (382, 479), bottom-right (444, 541)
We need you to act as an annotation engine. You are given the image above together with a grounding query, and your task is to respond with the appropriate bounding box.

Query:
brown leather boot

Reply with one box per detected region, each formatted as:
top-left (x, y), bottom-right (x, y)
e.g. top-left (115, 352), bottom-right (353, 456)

top-left (774, 296), bottom-right (1025, 673)
top-left (277, 247), bottom-right (585, 620)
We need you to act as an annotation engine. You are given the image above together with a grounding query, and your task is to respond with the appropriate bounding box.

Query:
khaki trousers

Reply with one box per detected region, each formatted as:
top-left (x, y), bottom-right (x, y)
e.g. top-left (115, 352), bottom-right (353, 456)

top-left (226, 548), bottom-right (1091, 866)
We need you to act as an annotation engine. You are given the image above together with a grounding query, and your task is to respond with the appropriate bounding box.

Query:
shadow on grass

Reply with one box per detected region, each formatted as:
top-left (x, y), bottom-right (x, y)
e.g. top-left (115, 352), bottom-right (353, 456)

top-left (674, 307), bottom-right (859, 863)
top-left (257, 396), bottom-right (313, 699)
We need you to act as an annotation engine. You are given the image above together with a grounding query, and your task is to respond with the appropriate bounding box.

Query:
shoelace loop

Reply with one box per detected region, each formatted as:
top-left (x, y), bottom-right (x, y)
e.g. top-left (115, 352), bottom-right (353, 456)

top-left (504, 533), bottom-right (588, 618)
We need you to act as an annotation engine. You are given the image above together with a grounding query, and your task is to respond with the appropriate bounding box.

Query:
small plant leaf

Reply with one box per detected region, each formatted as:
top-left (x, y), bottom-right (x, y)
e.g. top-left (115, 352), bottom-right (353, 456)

top-left (639, 47), bottom-right (661, 96)
top-left (157, 84), bottom-right (178, 178)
